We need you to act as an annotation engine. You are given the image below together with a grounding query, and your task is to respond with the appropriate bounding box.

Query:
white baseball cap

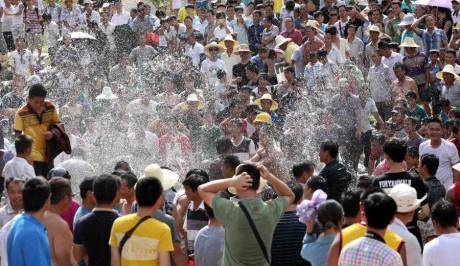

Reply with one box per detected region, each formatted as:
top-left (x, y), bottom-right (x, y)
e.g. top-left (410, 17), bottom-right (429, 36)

top-left (389, 184), bottom-right (427, 213)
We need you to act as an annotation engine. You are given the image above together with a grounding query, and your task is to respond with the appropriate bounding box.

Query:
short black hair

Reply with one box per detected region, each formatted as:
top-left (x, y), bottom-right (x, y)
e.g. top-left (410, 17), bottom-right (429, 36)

top-left (393, 62), bottom-right (407, 72)
top-left (317, 200), bottom-right (344, 229)
top-left (79, 176), bottom-right (94, 200)
top-left (28, 84), bottom-right (47, 98)
top-left (182, 172), bottom-right (209, 192)
top-left (321, 140), bottom-right (339, 158)
top-left (364, 192), bottom-right (397, 229)
top-left (431, 200), bottom-right (458, 228)
top-left (341, 190), bottom-right (361, 218)
top-left (216, 137), bottom-right (233, 155)
top-left (49, 177), bottom-right (72, 205)
top-left (420, 154), bottom-right (439, 176)
top-left (222, 155), bottom-right (241, 170)
top-left (286, 181), bottom-right (303, 203)
top-left (246, 63), bottom-right (259, 74)
top-left (292, 161), bottom-right (316, 179)
top-left (15, 134), bottom-right (33, 154)
top-left (325, 25), bottom-right (338, 35)
top-left (407, 146), bottom-right (419, 158)
top-left (93, 174), bottom-right (119, 204)
top-left (357, 175), bottom-right (372, 190)
top-left (306, 175), bottom-right (327, 192)
top-left (383, 138), bottom-right (407, 162)
top-left (121, 172), bottom-right (138, 189)
top-left (426, 116), bottom-right (443, 126)
top-left (136, 177), bottom-right (163, 207)
top-left (114, 160), bottom-right (131, 171)
top-left (23, 177), bottom-right (50, 212)
top-left (235, 163), bottom-right (260, 191)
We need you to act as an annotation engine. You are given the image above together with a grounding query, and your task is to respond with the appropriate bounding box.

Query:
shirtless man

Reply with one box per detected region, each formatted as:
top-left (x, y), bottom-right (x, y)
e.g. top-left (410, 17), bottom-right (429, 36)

top-left (392, 62), bottom-right (419, 103)
top-left (43, 177), bottom-right (75, 266)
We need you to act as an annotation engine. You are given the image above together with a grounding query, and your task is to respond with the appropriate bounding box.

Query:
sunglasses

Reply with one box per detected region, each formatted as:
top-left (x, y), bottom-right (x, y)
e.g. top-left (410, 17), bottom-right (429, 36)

top-left (330, 13), bottom-right (338, 16)
top-left (209, 48), bottom-right (219, 51)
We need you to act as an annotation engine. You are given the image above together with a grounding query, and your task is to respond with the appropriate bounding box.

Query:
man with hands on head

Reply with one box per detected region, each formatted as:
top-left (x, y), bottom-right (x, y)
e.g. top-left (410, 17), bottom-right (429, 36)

top-left (198, 163), bottom-right (294, 266)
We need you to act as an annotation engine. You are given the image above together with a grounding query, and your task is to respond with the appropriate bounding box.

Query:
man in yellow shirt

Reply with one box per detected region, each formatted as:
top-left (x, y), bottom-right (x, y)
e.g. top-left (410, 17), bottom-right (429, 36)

top-left (14, 84), bottom-right (60, 176)
top-left (109, 177), bottom-right (174, 266)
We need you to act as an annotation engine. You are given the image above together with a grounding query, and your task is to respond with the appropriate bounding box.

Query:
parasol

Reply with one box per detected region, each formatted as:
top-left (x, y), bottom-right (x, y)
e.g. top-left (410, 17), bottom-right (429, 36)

top-left (414, 0), bottom-right (451, 9)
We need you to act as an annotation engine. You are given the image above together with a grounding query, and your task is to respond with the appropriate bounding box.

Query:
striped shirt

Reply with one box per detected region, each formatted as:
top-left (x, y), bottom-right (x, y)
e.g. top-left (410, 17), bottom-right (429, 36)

top-left (185, 202), bottom-right (209, 255)
top-left (338, 236), bottom-right (403, 266)
top-left (271, 211), bottom-right (309, 266)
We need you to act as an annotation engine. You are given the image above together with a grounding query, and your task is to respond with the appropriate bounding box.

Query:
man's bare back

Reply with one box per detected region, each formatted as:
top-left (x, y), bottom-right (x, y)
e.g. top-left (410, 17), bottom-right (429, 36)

top-left (43, 211), bottom-right (75, 266)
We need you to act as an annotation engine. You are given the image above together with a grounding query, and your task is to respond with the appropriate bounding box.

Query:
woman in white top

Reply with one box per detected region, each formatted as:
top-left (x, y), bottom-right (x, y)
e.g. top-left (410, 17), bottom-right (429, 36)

top-left (2, 0), bottom-right (23, 50)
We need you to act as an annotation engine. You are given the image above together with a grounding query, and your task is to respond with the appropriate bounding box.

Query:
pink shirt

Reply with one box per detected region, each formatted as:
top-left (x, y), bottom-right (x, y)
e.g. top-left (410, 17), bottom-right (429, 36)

top-left (60, 199), bottom-right (79, 232)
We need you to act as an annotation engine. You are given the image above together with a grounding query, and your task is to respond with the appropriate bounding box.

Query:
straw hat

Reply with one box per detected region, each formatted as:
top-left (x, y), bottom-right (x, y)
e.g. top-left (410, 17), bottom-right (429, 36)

top-left (454, 22), bottom-right (460, 31)
top-left (204, 41), bottom-right (226, 54)
top-left (96, 86), bottom-right (118, 100)
top-left (177, 93), bottom-right (205, 110)
top-left (368, 25), bottom-right (381, 33)
top-left (219, 34), bottom-right (239, 49)
top-left (255, 93), bottom-right (279, 111)
top-left (274, 35), bottom-right (292, 49)
top-left (398, 14), bottom-right (415, 26)
top-left (141, 164), bottom-right (179, 191)
top-left (303, 20), bottom-right (320, 31)
top-left (253, 112), bottom-right (273, 125)
top-left (399, 37), bottom-right (420, 48)
top-left (235, 44), bottom-right (251, 54)
top-left (436, 64), bottom-right (460, 80)
top-left (389, 184), bottom-right (427, 213)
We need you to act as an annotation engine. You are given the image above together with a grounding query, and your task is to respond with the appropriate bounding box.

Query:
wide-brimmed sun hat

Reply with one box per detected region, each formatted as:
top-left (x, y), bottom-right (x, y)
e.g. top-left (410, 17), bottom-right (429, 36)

top-left (234, 44), bottom-right (251, 54)
top-left (219, 34), bottom-right (239, 49)
top-left (204, 41), bottom-right (226, 54)
top-left (254, 93), bottom-right (279, 111)
top-left (398, 14), bottom-right (415, 26)
top-left (389, 184), bottom-right (427, 213)
top-left (274, 35), bottom-right (292, 49)
top-left (141, 163), bottom-right (179, 191)
top-left (399, 37), bottom-right (420, 48)
top-left (254, 112), bottom-right (273, 125)
top-left (436, 64), bottom-right (460, 80)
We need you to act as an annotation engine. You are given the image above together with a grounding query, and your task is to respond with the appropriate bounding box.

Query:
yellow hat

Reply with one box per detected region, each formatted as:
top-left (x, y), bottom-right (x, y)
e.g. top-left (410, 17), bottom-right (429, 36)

top-left (219, 34), bottom-right (239, 49)
top-left (399, 37), bottom-right (420, 48)
top-left (436, 64), bottom-right (460, 80)
top-left (274, 35), bottom-right (292, 49)
top-left (204, 41), bottom-right (226, 54)
top-left (254, 112), bottom-right (273, 125)
top-left (255, 94), bottom-right (278, 111)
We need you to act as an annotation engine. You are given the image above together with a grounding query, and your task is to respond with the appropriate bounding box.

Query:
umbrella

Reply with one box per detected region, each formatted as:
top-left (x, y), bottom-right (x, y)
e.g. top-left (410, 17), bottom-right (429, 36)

top-left (414, 0), bottom-right (451, 8)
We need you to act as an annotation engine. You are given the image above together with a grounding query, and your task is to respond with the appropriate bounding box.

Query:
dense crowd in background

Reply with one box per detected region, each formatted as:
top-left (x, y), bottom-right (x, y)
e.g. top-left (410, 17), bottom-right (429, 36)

top-left (1, 0), bottom-right (460, 265)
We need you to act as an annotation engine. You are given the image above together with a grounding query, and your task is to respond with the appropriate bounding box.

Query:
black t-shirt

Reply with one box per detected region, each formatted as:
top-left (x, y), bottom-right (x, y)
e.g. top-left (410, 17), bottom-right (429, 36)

top-left (372, 171), bottom-right (428, 200)
top-left (232, 62), bottom-right (251, 87)
top-left (73, 210), bottom-right (119, 266)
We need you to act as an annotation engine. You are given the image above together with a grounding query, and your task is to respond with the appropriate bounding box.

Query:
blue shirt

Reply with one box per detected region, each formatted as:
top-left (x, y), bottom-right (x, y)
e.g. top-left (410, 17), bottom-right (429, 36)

top-left (301, 233), bottom-right (337, 266)
top-left (73, 206), bottom-right (92, 231)
top-left (7, 214), bottom-right (51, 266)
top-left (248, 23), bottom-right (264, 52)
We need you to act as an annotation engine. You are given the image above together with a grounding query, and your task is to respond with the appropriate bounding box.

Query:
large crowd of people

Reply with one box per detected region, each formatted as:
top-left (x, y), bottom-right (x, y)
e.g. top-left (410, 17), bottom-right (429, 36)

top-left (0, 0), bottom-right (460, 265)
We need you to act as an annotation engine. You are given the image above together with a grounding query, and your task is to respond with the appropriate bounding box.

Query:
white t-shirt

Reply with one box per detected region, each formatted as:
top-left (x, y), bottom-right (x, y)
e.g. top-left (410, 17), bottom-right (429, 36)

top-left (389, 218), bottom-right (422, 266)
top-left (111, 11), bottom-right (130, 26)
top-left (382, 52), bottom-right (404, 81)
top-left (126, 98), bottom-right (157, 118)
top-left (419, 139), bottom-right (460, 189)
top-left (185, 42), bottom-right (204, 67)
top-left (8, 50), bottom-right (33, 78)
top-left (2, 157), bottom-right (35, 180)
top-left (200, 58), bottom-right (226, 85)
top-left (423, 232), bottom-right (460, 266)
top-left (360, 98), bottom-right (378, 132)
top-left (0, 214), bottom-right (19, 266)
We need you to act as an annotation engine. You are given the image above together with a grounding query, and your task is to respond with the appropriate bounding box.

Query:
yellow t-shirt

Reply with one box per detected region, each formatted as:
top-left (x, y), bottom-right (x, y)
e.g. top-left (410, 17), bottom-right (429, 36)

top-left (14, 101), bottom-right (60, 162)
top-left (109, 214), bottom-right (174, 266)
top-left (178, 7), bottom-right (196, 23)
top-left (340, 223), bottom-right (404, 252)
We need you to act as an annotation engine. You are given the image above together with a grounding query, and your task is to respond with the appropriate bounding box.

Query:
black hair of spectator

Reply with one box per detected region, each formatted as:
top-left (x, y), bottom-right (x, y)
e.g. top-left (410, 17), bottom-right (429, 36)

top-left (5, 177), bottom-right (24, 191)
top-left (292, 161), bottom-right (316, 179)
top-left (341, 190), bottom-right (361, 218)
top-left (420, 154), bottom-right (439, 176)
top-left (222, 155), bottom-right (241, 170)
top-left (183, 173), bottom-right (209, 192)
top-left (287, 181), bottom-right (303, 204)
top-left (23, 177), bottom-right (50, 212)
top-left (216, 137), bottom-right (233, 155)
top-left (431, 200), bottom-right (458, 228)
top-left (317, 200), bottom-right (344, 229)
top-left (114, 160), bottom-right (131, 172)
top-left (79, 176), bottom-right (95, 200)
top-left (383, 138), bottom-right (407, 163)
top-left (136, 177), bottom-right (163, 207)
top-left (364, 192), bottom-right (397, 229)
top-left (407, 146), bottom-right (419, 158)
top-left (325, 25), bottom-right (338, 35)
top-left (235, 163), bottom-right (260, 191)
top-left (49, 177), bottom-right (72, 205)
top-left (306, 175), bottom-right (327, 192)
top-left (321, 140), bottom-right (339, 159)
top-left (120, 172), bottom-right (138, 189)
top-left (357, 175), bottom-right (372, 190)
top-left (15, 134), bottom-right (33, 154)
top-left (28, 84), bottom-right (47, 98)
top-left (93, 174), bottom-right (119, 204)
top-left (426, 116), bottom-right (443, 126)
